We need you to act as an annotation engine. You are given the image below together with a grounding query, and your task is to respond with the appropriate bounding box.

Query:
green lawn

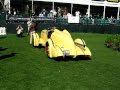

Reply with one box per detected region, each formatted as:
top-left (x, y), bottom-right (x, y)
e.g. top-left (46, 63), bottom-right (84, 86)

top-left (0, 33), bottom-right (120, 90)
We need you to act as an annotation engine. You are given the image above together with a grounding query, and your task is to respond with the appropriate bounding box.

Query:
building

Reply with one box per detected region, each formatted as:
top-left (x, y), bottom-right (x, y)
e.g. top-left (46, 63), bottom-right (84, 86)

top-left (27, 0), bottom-right (120, 19)
top-left (2, 0), bottom-right (120, 19)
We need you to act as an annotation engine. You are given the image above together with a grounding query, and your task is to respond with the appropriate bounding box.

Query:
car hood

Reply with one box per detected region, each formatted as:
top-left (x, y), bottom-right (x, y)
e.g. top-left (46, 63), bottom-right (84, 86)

top-left (50, 29), bottom-right (76, 51)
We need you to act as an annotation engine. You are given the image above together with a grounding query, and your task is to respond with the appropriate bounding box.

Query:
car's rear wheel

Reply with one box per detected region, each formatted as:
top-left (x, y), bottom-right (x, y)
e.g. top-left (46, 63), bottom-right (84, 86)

top-left (85, 55), bottom-right (91, 60)
top-left (45, 43), bottom-right (49, 55)
top-left (32, 34), bottom-right (38, 47)
top-left (45, 42), bottom-right (52, 58)
top-left (32, 35), bottom-right (34, 46)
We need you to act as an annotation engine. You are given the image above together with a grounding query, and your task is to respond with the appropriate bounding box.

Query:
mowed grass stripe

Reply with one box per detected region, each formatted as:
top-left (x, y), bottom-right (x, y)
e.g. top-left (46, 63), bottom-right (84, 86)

top-left (0, 33), bottom-right (120, 89)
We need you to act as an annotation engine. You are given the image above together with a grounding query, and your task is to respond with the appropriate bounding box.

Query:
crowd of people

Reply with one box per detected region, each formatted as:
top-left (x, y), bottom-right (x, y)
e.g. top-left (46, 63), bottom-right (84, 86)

top-left (7, 6), bottom-right (81, 19)
top-left (7, 6), bottom-right (119, 25)
top-left (15, 20), bottom-right (56, 45)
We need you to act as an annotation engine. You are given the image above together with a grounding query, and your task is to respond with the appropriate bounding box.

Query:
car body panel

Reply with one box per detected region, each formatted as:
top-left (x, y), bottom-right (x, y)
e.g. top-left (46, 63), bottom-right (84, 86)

top-left (32, 28), bottom-right (92, 58)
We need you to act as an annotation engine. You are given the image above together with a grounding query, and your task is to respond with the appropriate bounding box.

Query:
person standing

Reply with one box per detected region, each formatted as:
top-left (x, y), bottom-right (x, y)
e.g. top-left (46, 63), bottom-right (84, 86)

top-left (27, 19), bottom-right (32, 35)
top-left (29, 22), bottom-right (36, 44)
top-left (57, 7), bottom-right (62, 17)
top-left (75, 11), bottom-right (80, 17)
top-left (63, 7), bottom-right (68, 18)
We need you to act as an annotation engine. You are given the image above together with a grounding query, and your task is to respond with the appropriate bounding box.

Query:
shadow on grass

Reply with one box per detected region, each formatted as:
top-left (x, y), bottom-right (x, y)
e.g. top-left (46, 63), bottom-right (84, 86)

top-left (33, 45), bottom-right (44, 48)
top-left (0, 47), bottom-right (8, 52)
top-left (33, 46), bottom-right (92, 62)
top-left (0, 53), bottom-right (17, 60)
top-left (16, 35), bottom-right (25, 38)
top-left (53, 55), bottom-right (92, 62)
top-left (0, 36), bottom-right (6, 39)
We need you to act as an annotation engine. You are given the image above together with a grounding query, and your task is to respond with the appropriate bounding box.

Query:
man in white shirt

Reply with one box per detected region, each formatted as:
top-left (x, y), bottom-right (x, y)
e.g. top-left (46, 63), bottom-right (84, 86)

top-left (75, 11), bottom-right (80, 17)
top-left (29, 22), bottom-right (36, 44)
top-left (27, 19), bottom-right (32, 34)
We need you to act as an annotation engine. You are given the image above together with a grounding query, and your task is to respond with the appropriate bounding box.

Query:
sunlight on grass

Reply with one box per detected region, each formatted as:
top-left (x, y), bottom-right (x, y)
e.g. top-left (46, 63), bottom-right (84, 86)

top-left (0, 33), bottom-right (120, 89)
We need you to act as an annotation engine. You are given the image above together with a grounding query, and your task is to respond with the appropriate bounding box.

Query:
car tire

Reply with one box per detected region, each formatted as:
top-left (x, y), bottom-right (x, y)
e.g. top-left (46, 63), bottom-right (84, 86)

top-left (45, 42), bottom-right (52, 58)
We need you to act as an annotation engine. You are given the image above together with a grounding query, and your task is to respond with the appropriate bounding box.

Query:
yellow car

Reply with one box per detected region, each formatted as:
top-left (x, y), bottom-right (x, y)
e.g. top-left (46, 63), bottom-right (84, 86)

top-left (32, 28), bottom-right (92, 59)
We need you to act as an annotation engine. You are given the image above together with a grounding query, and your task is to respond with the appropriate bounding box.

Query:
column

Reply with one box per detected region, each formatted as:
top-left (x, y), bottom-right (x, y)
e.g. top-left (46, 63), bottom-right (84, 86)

top-left (52, 2), bottom-right (54, 10)
top-left (87, 5), bottom-right (90, 17)
top-left (71, 3), bottom-right (73, 15)
top-left (117, 7), bottom-right (120, 20)
top-left (32, 0), bottom-right (34, 14)
top-left (103, 6), bottom-right (106, 19)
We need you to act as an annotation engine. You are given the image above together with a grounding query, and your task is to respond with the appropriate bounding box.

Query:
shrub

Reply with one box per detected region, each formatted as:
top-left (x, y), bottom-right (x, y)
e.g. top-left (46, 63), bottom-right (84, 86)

top-left (105, 36), bottom-right (114, 48)
top-left (105, 35), bottom-right (120, 52)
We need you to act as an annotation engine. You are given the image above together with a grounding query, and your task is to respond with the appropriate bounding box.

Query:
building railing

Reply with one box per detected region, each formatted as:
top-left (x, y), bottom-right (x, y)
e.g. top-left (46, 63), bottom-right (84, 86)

top-left (1, 13), bottom-right (120, 26)
top-left (56, 17), bottom-right (120, 25)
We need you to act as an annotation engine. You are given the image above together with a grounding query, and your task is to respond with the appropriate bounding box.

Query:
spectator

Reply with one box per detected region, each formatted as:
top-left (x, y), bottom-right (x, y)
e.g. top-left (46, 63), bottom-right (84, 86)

top-left (57, 7), bottom-right (62, 17)
top-left (67, 13), bottom-right (71, 18)
top-left (50, 9), bottom-right (57, 17)
top-left (16, 25), bottom-right (23, 37)
top-left (48, 11), bottom-right (54, 18)
top-left (26, 5), bottom-right (29, 14)
top-left (13, 9), bottom-right (16, 16)
top-left (39, 13), bottom-right (44, 17)
top-left (29, 22), bottom-right (36, 44)
top-left (53, 9), bottom-right (57, 17)
top-left (42, 9), bottom-right (46, 17)
top-left (63, 7), bottom-right (68, 18)
top-left (75, 11), bottom-right (80, 17)
top-left (27, 19), bottom-right (32, 34)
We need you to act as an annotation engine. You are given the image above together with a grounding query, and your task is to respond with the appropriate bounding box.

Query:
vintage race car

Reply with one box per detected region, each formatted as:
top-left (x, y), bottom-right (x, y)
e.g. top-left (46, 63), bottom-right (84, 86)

top-left (32, 28), bottom-right (92, 59)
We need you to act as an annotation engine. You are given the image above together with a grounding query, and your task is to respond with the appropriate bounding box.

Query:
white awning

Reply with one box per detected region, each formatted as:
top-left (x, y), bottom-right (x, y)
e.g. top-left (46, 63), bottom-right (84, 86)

top-left (29, 0), bottom-right (91, 5)
top-left (29, 0), bottom-right (120, 7)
